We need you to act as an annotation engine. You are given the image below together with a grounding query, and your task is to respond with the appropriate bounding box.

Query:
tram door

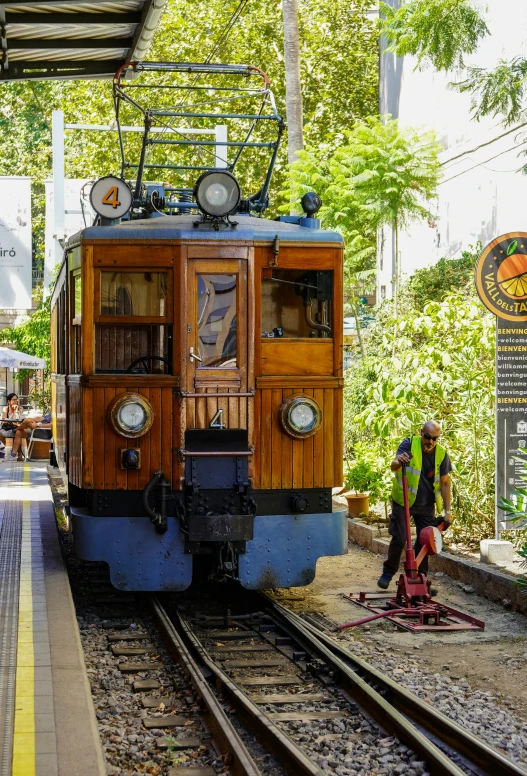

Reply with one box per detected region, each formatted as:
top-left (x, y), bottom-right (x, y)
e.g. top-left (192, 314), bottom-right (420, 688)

top-left (185, 259), bottom-right (250, 434)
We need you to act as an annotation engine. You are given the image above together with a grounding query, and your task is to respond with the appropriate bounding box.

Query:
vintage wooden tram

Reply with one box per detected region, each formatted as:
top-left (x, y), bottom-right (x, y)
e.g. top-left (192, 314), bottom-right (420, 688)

top-left (50, 62), bottom-right (347, 590)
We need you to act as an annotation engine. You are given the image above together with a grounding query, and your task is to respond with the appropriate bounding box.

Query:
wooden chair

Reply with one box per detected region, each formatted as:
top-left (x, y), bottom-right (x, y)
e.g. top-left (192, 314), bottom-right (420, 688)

top-left (26, 427), bottom-right (53, 461)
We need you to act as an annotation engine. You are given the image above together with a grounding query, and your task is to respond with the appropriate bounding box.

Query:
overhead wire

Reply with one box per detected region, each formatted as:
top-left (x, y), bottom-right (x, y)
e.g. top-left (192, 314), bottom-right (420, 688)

top-left (439, 140), bottom-right (526, 185)
top-left (121, 0), bottom-right (254, 192)
top-left (154, 0), bottom-right (252, 169)
top-left (440, 120), bottom-right (527, 167)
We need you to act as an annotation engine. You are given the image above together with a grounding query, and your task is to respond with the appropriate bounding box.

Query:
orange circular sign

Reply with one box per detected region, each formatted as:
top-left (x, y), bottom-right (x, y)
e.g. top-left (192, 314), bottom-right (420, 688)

top-left (475, 232), bottom-right (527, 320)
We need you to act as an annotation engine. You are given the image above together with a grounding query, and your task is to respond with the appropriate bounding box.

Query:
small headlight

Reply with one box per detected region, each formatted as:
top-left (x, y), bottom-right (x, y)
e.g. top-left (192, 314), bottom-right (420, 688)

top-left (280, 396), bottom-right (322, 439)
top-left (194, 170), bottom-right (241, 217)
top-left (110, 393), bottom-right (154, 438)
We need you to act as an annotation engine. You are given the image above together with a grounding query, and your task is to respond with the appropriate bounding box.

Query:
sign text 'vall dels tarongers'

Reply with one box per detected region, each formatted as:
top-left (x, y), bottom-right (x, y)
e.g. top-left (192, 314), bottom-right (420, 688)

top-left (475, 233), bottom-right (527, 531)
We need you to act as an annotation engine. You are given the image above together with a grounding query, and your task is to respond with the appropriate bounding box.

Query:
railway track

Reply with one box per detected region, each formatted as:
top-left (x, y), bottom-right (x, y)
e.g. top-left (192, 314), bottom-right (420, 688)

top-left (149, 592), bottom-right (527, 776)
top-left (61, 525), bottom-right (527, 776)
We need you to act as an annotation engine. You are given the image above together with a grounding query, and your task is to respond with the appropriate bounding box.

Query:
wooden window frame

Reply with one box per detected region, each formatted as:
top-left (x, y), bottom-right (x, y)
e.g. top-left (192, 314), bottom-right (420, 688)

top-left (94, 268), bottom-right (173, 324)
top-left (186, 259), bottom-right (247, 391)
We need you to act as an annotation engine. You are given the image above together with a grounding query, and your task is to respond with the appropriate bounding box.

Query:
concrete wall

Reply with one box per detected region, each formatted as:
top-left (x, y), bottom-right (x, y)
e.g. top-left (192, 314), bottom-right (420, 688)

top-left (378, 0), bottom-right (527, 300)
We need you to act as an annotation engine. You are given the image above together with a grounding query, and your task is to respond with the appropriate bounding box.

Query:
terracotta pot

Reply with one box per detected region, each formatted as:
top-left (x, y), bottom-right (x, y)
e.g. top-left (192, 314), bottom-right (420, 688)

top-left (345, 492), bottom-right (369, 518)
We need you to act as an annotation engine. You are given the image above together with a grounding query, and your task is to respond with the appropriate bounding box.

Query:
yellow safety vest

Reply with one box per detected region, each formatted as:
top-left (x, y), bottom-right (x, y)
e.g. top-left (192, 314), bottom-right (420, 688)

top-left (391, 435), bottom-right (446, 512)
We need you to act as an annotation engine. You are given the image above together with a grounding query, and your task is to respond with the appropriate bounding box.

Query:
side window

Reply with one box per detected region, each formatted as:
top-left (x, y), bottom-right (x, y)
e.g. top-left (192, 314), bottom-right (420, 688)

top-left (197, 274), bottom-right (237, 367)
top-left (71, 271), bottom-right (81, 374)
top-left (261, 269), bottom-right (333, 338)
top-left (101, 272), bottom-right (166, 317)
top-left (52, 285), bottom-right (67, 375)
top-left (95, 270), bottom-right (172, 374)
top-left (95, 324), bottom-right (172, 373)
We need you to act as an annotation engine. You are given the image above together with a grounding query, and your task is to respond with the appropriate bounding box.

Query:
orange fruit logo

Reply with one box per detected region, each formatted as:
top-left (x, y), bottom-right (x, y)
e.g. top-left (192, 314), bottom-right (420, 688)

top-left (496, 251), bottom-right (527, 299)
top-left (475, 233), bottom-right (527, 321)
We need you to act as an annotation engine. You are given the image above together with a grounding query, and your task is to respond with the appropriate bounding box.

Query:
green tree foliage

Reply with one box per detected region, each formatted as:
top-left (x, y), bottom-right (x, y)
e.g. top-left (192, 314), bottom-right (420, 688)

top-left (454, 57), bottom-right (527, 126)
top-left (285, 117), bottom-right (441, 263)
top-left (380, 0), bottom-right (527, 130)
top-left (0, 287), bottom-right (51, 368)
top-left (284, 118), bottom-right (441, 324)
top-left (406, 242), bottom-right (481, 305)
top-left (380, 0), bottom-right (489, 71)
top-left (0, 0), bottom-right (378, 244)
top-left (345, 252), bottom-right (497, 544)
top-left (348, 293), bottom-right (495, 544)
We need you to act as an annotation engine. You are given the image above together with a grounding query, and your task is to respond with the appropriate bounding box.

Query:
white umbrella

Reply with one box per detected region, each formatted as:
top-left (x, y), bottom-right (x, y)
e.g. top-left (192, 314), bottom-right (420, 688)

top-left (0, 348), bottom-right (47, 407)
top-left (0, 347), bottom-right (47, 370)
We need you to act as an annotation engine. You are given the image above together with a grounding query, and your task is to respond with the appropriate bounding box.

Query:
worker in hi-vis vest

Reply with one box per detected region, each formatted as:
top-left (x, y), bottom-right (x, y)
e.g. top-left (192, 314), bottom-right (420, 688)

top-left (377, 420), bottom-right (453, 590)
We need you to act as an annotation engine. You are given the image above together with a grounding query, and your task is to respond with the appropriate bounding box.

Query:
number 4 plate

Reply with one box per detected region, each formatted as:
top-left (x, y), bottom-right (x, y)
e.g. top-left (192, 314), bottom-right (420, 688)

top-left (90, 176), bottom-right (133, 219)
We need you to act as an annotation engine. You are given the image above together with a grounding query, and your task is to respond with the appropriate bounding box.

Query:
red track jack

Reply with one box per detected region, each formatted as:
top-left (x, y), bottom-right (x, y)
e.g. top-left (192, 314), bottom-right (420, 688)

top-left (340, 463), bottom-right (485, 633)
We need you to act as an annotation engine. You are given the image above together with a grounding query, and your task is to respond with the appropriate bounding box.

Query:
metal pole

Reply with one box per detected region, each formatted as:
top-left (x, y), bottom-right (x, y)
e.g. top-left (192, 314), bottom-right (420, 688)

top-left (401, 463), bottom-right (418, 579)
top-left (47, 110), bottom-right (65, 298)
top-left (215, 125), bottom-right (228, 168)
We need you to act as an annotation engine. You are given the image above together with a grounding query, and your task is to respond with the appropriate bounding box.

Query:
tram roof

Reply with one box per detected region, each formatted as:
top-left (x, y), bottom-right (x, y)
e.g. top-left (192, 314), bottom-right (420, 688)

top-left (67, 214), bottom-right (345, 246)
top-left (0, 1), bottom-right (167, 82)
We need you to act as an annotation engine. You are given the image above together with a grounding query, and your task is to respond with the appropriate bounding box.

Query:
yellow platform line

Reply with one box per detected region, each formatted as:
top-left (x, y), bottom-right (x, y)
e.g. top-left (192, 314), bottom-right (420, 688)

top-left (12, 465), bottom-right (36, 776)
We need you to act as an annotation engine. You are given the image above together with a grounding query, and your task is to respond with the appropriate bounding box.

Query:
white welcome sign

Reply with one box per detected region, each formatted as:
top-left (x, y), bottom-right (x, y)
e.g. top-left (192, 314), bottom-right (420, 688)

top-left (0, 176), bottom-right (32, 310)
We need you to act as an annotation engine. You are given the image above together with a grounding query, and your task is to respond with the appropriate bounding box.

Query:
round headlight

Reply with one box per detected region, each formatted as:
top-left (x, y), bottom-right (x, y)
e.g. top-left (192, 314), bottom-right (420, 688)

top-left (110, 393), bottom-right (154, 438)
top-left (280, 396), bottom-right (322, 439)
top-left (194, 170), bottom-right (241, 217)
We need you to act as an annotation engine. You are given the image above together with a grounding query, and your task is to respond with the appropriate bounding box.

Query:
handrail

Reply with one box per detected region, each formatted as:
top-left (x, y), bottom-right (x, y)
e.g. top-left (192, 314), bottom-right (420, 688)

top-left (177, 389), bottom-right (254, 399)
top-left (178, 448), bottom-right (254, 457)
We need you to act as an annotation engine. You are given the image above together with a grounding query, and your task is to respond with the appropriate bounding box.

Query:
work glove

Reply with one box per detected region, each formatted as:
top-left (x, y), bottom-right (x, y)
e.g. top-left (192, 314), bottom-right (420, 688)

top-left (431, 514), bottom-right (452, 529)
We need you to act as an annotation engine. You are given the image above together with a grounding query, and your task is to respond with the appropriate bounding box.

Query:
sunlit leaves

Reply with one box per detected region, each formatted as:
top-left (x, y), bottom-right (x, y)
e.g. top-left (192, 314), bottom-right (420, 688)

top-left (380, 0), bottom-right (489, 71)
top-left (0, 0), bottom-right (378, 261)
top-left (283, 117), bottom-right (441, 279)
top-left (453, 57), bottom-right (527, 126)
top-left (349, 290), bottom-right (496, 544)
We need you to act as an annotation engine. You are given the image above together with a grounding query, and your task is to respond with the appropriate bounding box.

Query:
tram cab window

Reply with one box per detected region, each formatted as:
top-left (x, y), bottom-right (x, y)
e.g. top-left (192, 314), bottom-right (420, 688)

top-left (261, 269), bottom-right (333, 338)
top-left (101, 272), bottom-right (166, 316)
top-left (51, 284), bottom-right (67, 375)
top-left (95, 270), bottom-right (172, 374)
top-left (73, 273), bottom-right (82, 318)
top-left (197, 274), bottom-right (237, 367)
top-left (95, 324), bottom-right (172, 373)
top-left (70, 271), bottom-right (82, 374)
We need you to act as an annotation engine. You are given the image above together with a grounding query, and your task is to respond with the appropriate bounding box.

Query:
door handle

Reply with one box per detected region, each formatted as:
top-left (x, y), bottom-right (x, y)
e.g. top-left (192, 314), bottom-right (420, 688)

top-left (189, 346), bottom-right (203, 363)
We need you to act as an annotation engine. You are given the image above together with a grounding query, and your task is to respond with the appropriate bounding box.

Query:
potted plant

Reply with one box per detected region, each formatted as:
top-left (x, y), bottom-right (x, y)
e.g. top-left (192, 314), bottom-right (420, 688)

top-left (344, 458), bottom-right (384, 518)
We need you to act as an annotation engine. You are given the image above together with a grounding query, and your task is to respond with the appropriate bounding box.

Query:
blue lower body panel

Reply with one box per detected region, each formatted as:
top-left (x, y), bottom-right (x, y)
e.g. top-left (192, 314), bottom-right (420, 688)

top-left (70, 507), bottom-right (347, 591)
top-left (70, 508), bottom-right (193, 591)
top-left (238, 511), bottom-right (348, 589)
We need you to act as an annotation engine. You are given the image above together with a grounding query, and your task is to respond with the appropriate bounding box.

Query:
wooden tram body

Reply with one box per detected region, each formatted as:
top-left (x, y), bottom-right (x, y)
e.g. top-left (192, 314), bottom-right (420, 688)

top-left (50, 217), bottom-right (347, 590)
top-left (50, 61), bottom-right (347, 590)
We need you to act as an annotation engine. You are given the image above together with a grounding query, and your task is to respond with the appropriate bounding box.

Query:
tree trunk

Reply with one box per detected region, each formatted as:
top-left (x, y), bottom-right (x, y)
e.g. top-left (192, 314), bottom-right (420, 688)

top-left (352, 298), bottom-right (366, 358)
top-left (282, 0), bottom-right (304, 165)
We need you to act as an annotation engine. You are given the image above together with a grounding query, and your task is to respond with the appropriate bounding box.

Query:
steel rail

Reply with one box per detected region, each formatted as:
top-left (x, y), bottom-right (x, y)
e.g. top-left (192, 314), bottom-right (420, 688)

top-left (173, 608), bottom-right (325, 776)
top-left (149, 595), bottom-right (262, 776)
top-left (270, 600), bottom-right (527, 776)
top-left (259, 598), bottom-right (465, 776)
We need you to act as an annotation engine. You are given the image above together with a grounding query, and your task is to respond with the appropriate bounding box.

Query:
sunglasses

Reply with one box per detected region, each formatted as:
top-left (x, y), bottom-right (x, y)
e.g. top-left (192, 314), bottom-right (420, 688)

top-left (423, 433), bottom-right (439, 442)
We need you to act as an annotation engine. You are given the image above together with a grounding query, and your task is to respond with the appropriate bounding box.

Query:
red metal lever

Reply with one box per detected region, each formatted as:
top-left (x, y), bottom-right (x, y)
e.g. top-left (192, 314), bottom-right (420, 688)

top-left (401, 463), bottom-right (418, 580)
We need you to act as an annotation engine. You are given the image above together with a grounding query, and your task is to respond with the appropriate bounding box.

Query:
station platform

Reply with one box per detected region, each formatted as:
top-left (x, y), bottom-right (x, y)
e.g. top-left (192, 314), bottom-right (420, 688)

top-left (0, 461), bottom-right (105, 776)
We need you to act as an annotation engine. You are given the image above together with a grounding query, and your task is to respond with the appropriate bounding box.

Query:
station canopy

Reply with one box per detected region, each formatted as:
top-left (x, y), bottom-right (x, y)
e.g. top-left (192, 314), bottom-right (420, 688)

top-left (0, 1), bottom-right (167, 81)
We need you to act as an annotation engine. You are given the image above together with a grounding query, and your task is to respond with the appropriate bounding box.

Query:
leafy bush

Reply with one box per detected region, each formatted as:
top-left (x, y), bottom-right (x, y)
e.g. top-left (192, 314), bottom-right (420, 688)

top-left (406, 243), bottom-right (481, 305)
top-left (345, 278), bottom-right (496, 546)
top-left (498, 463), bottom-right (527, 592)
top-left (28, 384), bottom-right (51, 414)
top-left (379, 0), bottom-right (489, 71)
top-left (344, 458), bottom-right (385, 502)
top-left (0, 286), bottom-right (50, 369)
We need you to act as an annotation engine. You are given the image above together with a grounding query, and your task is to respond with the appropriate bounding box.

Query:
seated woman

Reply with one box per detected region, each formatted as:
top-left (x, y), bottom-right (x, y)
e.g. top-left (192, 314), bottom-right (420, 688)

top-left (4, 413), bottom-right (50, 462)
top-left (0, 392), bottom-right (24, 448)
